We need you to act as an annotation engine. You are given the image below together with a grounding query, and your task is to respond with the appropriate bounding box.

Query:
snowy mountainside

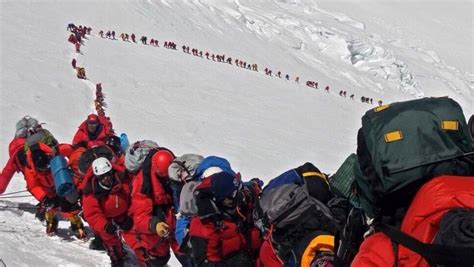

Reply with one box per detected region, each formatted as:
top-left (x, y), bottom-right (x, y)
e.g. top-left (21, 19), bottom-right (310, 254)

top-left (0, 0), bottom-right (472, 266)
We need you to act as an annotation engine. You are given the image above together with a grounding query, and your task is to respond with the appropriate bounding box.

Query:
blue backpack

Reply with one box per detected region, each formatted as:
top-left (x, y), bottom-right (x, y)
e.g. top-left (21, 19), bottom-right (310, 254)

top-left (194, 156), bottom-right (236, 179)
top-left (263, 169), bottom-right (303, 193)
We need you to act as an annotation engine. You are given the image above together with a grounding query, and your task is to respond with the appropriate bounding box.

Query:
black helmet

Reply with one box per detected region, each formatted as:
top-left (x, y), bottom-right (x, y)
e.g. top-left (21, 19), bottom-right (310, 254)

top-left (105, 135), bottom-right (121, 154)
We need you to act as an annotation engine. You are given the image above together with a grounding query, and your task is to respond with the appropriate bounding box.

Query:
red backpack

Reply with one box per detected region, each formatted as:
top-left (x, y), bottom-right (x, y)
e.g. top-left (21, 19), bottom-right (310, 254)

top-left (353, 175), bottom-right (474, 267)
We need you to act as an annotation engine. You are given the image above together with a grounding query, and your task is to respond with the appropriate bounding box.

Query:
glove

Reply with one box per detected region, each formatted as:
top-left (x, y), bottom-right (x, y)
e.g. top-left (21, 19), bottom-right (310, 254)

top-left (118, 216), bottom-right (133, 231)
top-left (155, 222), bottom-right (169, 237)
top-left (42, 196), bottom-right (60, 209)
top-left (104, 223), bottom-right (118, 235)
top-left (72, 141), bottom-right (88, 150)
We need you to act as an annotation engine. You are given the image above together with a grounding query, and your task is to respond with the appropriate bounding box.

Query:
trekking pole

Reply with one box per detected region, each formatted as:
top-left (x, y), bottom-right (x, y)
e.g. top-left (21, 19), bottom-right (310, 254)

top-left (0, 189), bottom-right (28, 196)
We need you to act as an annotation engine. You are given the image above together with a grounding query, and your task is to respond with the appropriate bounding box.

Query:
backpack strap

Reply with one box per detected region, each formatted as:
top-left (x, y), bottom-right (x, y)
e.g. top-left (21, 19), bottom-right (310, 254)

top-left (141, 149), bottom-right (158, 196)
top-left (376, 223), bottom-right (474, 266)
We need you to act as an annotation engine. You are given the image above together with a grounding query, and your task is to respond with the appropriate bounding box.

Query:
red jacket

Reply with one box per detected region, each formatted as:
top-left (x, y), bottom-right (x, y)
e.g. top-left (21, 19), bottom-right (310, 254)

top-left (352, 175), bottom-right (474, 267)
top-left (128, 149), bottom-right (175, 251)
top-left (189, 177), bottom-right (256, 266)
top-left (0, 138), bottom-right (26, 194)
top-left (81, 164), bottom-right (130, 234)
top-left (190, 216), bottom-right (252, 266)
top-left (72, 115), bottom-right (112, 148)
top-left (68, 34), bottom-right (77, 44)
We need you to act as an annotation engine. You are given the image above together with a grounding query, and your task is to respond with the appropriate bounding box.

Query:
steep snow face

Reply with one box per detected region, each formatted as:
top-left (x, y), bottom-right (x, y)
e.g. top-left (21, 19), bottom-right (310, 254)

top-left (0, 0), bottom-right (472, 266)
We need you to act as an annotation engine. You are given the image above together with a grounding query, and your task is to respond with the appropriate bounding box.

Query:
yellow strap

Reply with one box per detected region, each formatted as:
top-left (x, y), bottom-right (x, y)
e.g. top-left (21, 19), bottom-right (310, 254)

top-left (374, 104), bottom-right (390, 112)
top-left (302, 171), bottom-right (328, 184)
top-left (441, 120), bottom-right (458, 131)
top-left (384, 130), bottom-right (403, 143)
top-left (301, 235), bottom-right (334, 267)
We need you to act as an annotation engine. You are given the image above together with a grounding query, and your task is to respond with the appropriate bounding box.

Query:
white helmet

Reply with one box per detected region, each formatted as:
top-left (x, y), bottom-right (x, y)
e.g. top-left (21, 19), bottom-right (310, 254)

top-left (92, 157), bottom-right (112, 176)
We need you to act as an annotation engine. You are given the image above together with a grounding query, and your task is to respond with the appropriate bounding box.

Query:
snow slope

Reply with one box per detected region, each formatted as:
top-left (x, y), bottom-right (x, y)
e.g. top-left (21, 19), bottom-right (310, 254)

top-left (0, 1), bottom-right (472, 266)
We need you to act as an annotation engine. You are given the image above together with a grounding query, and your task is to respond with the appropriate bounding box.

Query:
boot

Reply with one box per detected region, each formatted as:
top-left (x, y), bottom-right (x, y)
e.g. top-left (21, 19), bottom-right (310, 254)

top-left (89, 234), bottom-right (105, 251)
top-left (35, 203), bottom-right (46, 222)
top-left (146, 253), bottom-right (170, 267)
top-left (45, 211), bottom-right (58, 235)
top-left (111, 259), bottom-right (124, 267)
top-left (104, 243), bottom-right (126, 267)
top-left (69, 215), bottom-right (87, 239)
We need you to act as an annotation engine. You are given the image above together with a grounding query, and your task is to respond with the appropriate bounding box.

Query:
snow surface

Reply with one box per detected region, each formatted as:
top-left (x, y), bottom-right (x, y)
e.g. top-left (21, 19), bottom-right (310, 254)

top-left (0, 0), bottom-right (472, 266)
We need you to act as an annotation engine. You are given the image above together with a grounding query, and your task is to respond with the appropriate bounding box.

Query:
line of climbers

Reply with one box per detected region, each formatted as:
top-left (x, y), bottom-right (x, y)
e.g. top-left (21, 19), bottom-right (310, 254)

top-left (68, 23), bottom-right (89, 79)
top-left (68, 24), bottom-right (110, 118)
top-left (181, 45), bottom-right (259, 72)
top-left (1, 22), bottom-right (468, 267)
top-left (0, 99), bottom-right (473, 267)
top-left (85, 22), bottom-right (383, 106)
top-left (97, 29), bottom-right (179, 50)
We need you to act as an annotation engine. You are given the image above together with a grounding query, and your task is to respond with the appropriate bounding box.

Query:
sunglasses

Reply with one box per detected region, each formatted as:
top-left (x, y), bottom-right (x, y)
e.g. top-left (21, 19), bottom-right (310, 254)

top-left (98, 172), bottom-right (114, 180)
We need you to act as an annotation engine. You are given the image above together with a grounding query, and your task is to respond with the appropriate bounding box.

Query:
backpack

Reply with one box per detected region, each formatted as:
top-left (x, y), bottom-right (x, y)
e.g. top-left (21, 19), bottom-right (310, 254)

top-left (354, 97), bottom-right (473, 218)
top-left (178, 180), bottom-right (200, 217)
top-left (78, 145), bottom-right (114, 174)
top-left (124, 140), bottom-right (159, 172)
top-left (259, 183), bottom-right (339, 264)
top-left (17, 129), bottom-right (59, 168)
top-left (260, 183), bottom-right (335, 230)
top-left (329, 154), bottom-right (357, 200)
top-left (15, 116), bottom-right (40, 138)
top-left (262, 169), bottom-right (303, 193)
top-left (263, 162), bottom-right (332, 204)
top-left (168, 154), bottom-right (204, 183)
top-left (355, 175), bottom-right (474, 267)
top-left (24, 128), bottom-right (58, 150)
top-left (194, 156), bottom-right (236, 179)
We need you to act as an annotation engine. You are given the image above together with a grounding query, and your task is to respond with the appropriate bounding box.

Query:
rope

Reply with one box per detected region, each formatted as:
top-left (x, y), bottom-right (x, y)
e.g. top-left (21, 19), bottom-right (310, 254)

top-left (0, 229), bottom-right (17, 233)
top-left (0, 190), bottom-right (29, 196)
top-left (0, 195), bottom-right (33, 199)
top-left (0, 205), bottom-right (37, 210)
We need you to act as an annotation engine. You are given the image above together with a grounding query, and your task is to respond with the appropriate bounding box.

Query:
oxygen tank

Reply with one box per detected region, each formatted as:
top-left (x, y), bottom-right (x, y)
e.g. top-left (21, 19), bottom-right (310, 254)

top-left (51, 155), bottom-right (75, 197)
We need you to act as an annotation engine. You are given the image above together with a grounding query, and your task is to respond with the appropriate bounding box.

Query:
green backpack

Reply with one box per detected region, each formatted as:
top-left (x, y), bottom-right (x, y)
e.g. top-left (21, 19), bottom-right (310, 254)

top-left (354, 97), bottom-right (473, 218)
top-left (24, 128), bottom-right (58, 150)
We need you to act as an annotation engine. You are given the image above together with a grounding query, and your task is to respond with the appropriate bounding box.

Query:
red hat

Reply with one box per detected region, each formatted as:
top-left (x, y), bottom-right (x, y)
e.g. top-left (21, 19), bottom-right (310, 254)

top-left (87, 114), bottom-right (99, 123)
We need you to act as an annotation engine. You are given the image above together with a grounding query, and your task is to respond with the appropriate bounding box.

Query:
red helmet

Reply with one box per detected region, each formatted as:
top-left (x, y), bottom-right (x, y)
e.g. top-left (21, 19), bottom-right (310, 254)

top-left (152, 150), bottom-right (175, 177)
